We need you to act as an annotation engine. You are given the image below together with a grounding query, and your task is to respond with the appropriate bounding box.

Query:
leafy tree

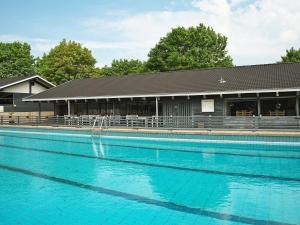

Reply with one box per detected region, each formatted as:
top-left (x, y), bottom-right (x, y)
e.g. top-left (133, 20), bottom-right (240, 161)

top-left (281, 47), bottom-right (300, 63)
top-left (0, 42), bottom-right (35, 78)
top-left (37, 39), bottom-right (97, 84)
top-left (100, 59), bottom-right (147, 76)
top-left (147, 24), bottom-right (233, 72)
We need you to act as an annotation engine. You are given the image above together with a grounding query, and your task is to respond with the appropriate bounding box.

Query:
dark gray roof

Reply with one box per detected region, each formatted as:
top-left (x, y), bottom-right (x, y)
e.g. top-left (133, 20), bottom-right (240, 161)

top-left (25, 62), bottom-right (300, 101)
top-left (0, 76), bottom-right (30, 87)
top-left (0, 75), bottom-right (55, 90)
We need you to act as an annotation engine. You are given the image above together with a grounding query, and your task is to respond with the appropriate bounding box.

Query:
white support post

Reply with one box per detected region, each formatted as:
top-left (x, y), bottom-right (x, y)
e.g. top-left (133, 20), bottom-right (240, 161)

top-left (156, 97), bottom-right (159, 127)
top-left (67, 100), bottom-right (71, 117)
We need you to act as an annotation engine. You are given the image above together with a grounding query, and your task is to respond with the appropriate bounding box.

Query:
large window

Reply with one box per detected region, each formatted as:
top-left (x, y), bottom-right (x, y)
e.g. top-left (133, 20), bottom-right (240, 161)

top-left (74, 103), bottom-right (87, 116)
top-left (0, 93), bottom-right (13, 105)
top-left (99, 103), bottom-right (107, 115)
top-left (113, 102), bottom-right (127, 115)
top-left (55, 103), bottom-right (67, 116)
top-left (63, 100), bottom-right (161, 116)
top-left (226, 100), bottom-right (257, 116)
top-left (261, 98), bottom-right (296, 116)
top-left (122, 101), bottom-right (158, 116)
top-left (88, 102), bottom-right (99, 115)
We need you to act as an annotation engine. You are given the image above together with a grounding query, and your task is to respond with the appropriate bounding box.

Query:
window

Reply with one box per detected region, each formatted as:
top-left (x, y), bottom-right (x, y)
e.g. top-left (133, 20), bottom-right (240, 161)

top-left (0, 93), bottom-right (13, 105)
top-left (74, 103), bottom-right (87, 116)
top-left (201, 99), bottom-right (214, 112)
top-left (88, 102), bottom-right (99, 115)
top-left (261, 98), bottom-right (296, 116)
top-left (226, 100), bottom-right (257, 116)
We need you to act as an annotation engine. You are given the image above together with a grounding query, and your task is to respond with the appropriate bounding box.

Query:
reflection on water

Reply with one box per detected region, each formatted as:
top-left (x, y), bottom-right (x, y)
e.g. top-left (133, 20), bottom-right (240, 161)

top-left (91, 137), bottom-right (105, 158)
top-left (1, 130), bottom-right (300, 224)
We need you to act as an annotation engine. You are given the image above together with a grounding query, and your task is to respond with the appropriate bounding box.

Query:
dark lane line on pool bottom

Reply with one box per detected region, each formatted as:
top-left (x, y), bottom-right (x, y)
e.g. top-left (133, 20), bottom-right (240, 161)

top-left (1, 143), bottom-right (300, 183)
top-left (0, 133), bottom-right (299, 160)
top-left (0, 164), bottom-right (296, 225)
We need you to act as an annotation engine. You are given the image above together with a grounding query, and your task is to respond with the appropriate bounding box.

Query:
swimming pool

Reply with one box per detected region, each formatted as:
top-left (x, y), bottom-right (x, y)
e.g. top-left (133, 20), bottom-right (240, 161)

top-left (0, 127), bottom-right (299, 225)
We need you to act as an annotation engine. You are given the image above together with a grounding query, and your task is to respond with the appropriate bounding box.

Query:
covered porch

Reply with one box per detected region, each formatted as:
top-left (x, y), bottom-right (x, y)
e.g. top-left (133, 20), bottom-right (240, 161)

top-left (25, 90), bottom-right (300, 129)
top-left (55, 98), bottom-right (162, 117)
top-left (224, 93), bottom-right (300, 117)
top-left (46, 91), bottom-right (300, 118)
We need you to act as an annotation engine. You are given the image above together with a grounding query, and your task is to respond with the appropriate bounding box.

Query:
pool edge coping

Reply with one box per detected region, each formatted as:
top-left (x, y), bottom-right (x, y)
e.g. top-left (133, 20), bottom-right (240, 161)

top-left (1, 125), bottom-right (300, 137)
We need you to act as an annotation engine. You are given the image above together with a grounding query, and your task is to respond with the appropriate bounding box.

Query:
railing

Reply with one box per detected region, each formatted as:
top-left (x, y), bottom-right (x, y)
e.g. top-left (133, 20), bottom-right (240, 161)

top-left (0, 115), bottom-right (300, 130)
top-left (91, 116), bottom-right (106, 136)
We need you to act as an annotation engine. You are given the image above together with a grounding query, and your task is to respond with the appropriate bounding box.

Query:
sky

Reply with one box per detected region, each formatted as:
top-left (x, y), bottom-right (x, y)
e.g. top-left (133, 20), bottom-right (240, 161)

top-left (0, 0), bottom-right (300, 67)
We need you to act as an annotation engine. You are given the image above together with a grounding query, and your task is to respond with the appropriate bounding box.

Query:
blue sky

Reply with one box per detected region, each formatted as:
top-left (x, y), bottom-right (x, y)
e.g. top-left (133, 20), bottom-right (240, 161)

top-left (1, 0), bottom-right (299, 67)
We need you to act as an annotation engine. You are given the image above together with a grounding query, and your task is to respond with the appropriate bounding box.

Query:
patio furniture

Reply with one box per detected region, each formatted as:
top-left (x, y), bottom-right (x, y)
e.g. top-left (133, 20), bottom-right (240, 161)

top-left (236, 110), bottom-right (253, 117)
top-left (269, 110), bottom-right (285, 116)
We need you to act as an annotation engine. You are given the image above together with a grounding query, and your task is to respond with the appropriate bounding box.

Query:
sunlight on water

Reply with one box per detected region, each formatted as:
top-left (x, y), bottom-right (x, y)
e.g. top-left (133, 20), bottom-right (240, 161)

top-left (0, 127), bottom-right (299, 225)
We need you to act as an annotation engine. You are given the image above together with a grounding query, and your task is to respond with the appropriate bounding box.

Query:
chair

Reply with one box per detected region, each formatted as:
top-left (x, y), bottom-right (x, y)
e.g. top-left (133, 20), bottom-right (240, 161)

top-left (236, 110), bottom-right (253, 117)
top-left (269, 110), bottom-right (285, 116)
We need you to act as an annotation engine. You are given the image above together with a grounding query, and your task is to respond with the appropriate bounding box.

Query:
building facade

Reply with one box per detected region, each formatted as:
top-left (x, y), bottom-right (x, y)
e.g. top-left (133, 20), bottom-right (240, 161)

top-left (23, 63), bottom-right (300, 119)
top-left (0, 76), bottom-right (55, 116)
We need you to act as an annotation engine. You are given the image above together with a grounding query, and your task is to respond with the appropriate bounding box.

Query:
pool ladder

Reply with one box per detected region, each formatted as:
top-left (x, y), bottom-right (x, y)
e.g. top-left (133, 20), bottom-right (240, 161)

top-left (91, 116), bottom-right (105, 137)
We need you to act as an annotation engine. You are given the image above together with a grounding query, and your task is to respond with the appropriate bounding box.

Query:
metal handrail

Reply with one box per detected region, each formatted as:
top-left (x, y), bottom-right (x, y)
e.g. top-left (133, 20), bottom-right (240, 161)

top-left (91, 116), bottom-right (105, 137)
top-left (92, 117), bottom-right (98, 128)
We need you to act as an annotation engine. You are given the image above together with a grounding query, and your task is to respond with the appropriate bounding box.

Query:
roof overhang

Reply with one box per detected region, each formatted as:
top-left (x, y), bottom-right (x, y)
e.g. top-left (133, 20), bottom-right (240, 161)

top-left (23, 88), bottom-right (300, 102)
top-left (0, 75), bottom-right (55, 90)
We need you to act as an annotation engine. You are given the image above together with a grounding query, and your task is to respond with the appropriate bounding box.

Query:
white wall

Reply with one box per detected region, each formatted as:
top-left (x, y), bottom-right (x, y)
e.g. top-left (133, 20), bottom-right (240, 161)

top-left (32, 82), bottom-right (48, 94)
top-left (1, 81), bottom-right (48, 94)
top-left (3, 81), bottom-right (29, 93)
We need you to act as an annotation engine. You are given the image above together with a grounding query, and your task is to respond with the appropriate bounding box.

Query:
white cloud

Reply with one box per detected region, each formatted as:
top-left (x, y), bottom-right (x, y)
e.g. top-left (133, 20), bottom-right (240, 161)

top-left (83, 11), bottom-right (201, 49)
top-left (2, 1), bottom-right (300, 66)
top-left (192, 0), bottom-right (230, 16)
top-left (82, 0), bottom-right (300, 65)
top-left (82, 11), bottom-right (203, 64)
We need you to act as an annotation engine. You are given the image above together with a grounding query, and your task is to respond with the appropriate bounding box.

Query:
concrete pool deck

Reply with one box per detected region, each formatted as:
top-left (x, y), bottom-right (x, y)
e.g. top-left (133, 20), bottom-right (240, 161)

top-left (1, 124), bottom-right (300, 137)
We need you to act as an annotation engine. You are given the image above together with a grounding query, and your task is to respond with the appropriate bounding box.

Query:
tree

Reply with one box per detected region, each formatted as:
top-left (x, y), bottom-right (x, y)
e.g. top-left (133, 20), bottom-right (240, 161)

top-left (0, 42), bottom-right (35, 78)
top-left (147, 24), bottom-right (233, 72)
top-left (37, 39), bottom-right (97, 84)
top-left (100, 59), bottom-right (147, 76)
top-left (281, 47), bottom-right (300, 63)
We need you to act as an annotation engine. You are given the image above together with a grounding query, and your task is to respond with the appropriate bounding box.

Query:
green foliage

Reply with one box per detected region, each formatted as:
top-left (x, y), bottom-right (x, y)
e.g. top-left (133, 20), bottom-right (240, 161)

top-left (1, 23), bottom-right (236, 82)
top-left (147, 24), bottom-right (233, 72)
top-left (281, 47), bottom-right (300, 63)
top-left (0, 41), bottom-right (35, 78)
top-left (36, 39), bottom-right (97, 84)
top-left (99, 59), bottom-right (147, 76)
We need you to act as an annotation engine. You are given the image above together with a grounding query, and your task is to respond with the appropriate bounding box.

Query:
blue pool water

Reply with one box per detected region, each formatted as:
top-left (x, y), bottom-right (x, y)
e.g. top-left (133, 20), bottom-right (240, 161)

top-left (0, 127), bottom-right (300, 225)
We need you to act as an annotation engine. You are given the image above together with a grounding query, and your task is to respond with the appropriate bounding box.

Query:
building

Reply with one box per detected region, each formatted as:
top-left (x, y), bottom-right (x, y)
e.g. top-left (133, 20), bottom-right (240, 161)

top-left (0, 75), bottom-right (55, 116)
top-left (23, 63), bottom-right (300, 120)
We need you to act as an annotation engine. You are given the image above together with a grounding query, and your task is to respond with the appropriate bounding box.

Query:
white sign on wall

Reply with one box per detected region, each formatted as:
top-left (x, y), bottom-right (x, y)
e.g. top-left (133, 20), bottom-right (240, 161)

top-left (0, 106), bottom-right (4, 113)
top-left (201, 99), bottom-right (214, 112)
